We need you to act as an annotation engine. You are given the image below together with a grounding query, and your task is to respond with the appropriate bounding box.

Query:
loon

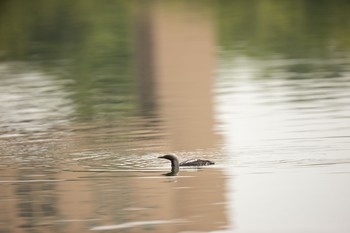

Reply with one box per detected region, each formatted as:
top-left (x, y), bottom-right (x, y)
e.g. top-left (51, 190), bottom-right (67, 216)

top-left (158, 154), bottom-right (214, 176)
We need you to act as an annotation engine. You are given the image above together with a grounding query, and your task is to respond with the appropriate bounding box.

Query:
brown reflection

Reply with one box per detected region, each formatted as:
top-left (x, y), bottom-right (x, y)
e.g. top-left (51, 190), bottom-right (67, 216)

top-left (57, 169), bottom-right (225, 232)
top-left (135, 1), bottom-right (218, 150)
top-left (130, 168), bottom-right (228, 232)
top-left (0, 166), bottom-right (17, 232)
top-left (56, 168), bottom-right (228, 233)
top-left (135, 1), bottom-right (156, 116)
top-left (56, 169), bottom-right (95, 233)
top-left (0, 165), bottom-right (60, 233)
top-left (0, 164), bottom-right (228, 233)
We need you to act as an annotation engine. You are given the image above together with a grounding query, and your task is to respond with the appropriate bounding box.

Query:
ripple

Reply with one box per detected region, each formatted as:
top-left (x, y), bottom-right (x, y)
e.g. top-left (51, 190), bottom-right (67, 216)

top-left (0, 179), bottom-right (65, 183)
top-left (90, 219), bottom-right (187, 231)
top-left (0, 65), bottom-right (73, 138)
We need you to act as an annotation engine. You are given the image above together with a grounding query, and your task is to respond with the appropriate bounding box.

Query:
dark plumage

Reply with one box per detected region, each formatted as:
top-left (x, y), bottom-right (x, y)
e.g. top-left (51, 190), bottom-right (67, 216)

top-left (158, 154), bottom-right (214, 170)
top-left (180, 159), bottom-right (215, 166)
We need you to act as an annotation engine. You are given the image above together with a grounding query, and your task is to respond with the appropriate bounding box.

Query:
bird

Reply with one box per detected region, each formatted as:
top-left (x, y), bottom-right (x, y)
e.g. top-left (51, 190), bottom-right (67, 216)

top-left (158, 154), bottom-right (214, 176)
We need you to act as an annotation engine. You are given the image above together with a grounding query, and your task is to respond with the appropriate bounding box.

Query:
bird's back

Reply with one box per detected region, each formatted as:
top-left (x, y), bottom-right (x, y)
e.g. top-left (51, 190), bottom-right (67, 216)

top-left (179, 159), bottom-right (215, 166)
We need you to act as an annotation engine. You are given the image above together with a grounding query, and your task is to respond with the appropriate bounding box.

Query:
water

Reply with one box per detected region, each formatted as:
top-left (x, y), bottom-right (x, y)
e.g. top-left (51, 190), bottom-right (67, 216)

top-left (1, 1), bottom-right (350, 232)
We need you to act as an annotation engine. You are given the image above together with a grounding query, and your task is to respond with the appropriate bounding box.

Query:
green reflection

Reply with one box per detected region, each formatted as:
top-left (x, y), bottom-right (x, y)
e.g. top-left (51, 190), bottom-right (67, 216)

top-left (217, 0), bottom-right (350, 58)
top-left (0, 0), bottom-right (135, 121)
top-left (1, 0), bottom-right (350, 120)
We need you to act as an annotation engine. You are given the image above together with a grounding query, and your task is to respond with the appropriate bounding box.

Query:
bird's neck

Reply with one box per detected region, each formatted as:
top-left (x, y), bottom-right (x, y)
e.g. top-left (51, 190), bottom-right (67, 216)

top-left (170, 159), bottom-right (179, 171)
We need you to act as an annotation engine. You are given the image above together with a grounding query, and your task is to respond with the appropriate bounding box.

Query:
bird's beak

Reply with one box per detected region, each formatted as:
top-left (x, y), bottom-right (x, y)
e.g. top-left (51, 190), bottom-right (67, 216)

top-left (158, 155), bottom-right (165, 159)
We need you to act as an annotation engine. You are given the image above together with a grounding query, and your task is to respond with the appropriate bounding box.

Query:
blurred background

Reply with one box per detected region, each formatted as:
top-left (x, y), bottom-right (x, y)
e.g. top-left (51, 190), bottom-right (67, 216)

top-left (1, 1), bottom-right (350, 232)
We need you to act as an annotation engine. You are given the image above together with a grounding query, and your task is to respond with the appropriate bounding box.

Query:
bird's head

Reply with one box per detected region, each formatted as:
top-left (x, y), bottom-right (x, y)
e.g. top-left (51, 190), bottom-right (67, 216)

top-left (158, 154), bottom-right (178, 161)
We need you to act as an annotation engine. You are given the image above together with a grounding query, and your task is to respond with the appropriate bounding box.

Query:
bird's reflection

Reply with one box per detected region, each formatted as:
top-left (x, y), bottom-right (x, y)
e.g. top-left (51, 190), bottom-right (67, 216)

top-left (162, 166), bottom-right (179, 176)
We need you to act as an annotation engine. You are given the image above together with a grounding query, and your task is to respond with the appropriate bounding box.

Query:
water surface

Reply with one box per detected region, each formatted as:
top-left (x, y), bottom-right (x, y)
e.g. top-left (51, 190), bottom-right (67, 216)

top-left (1, 1), bottom-right (350, 233)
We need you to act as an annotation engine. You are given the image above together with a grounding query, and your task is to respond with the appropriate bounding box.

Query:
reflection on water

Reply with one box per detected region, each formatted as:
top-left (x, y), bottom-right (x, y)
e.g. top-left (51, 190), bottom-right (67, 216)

top-left (1, 167), bottom-right (227, 233)
top-left (217, 57), bottom-right (350, 170)
top-left (0, 65), bottom-right (73, 138)
top-left (135, 1), bottom-right (217, 151)
top-left (1, 0), bottom-right (350, 233)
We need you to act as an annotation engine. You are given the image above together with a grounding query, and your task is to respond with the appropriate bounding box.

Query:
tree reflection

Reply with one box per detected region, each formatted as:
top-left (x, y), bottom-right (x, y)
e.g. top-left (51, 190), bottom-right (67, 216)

top-left (1, 0), bottom-right (350, 123)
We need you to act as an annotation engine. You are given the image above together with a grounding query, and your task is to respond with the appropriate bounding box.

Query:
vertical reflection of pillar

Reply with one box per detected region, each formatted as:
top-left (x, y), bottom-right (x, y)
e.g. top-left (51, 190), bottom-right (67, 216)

top-left (0, 166), bottom-right (18, 232)
top-left (135, 1), bottom-right (217, 151)
top-left (130, 168), bottom-right (228, 232)
top-left (134, 2), bottom-right (157, 117)
top-left (3, 167), bottom-right (60, 232)
top-left (133, 2), bottom-right (228, 232)
top-left (57, 170), bottom-right (94, 233)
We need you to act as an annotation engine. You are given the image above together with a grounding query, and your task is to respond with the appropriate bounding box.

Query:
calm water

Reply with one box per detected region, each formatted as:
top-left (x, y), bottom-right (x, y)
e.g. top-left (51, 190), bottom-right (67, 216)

top-left (1, 1), bottom-right (350, 233)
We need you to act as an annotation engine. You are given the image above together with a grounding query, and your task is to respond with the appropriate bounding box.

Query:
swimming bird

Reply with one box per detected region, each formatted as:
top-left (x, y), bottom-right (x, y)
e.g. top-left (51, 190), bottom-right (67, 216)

top-left (158, 154), bottom-right (214, 176)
